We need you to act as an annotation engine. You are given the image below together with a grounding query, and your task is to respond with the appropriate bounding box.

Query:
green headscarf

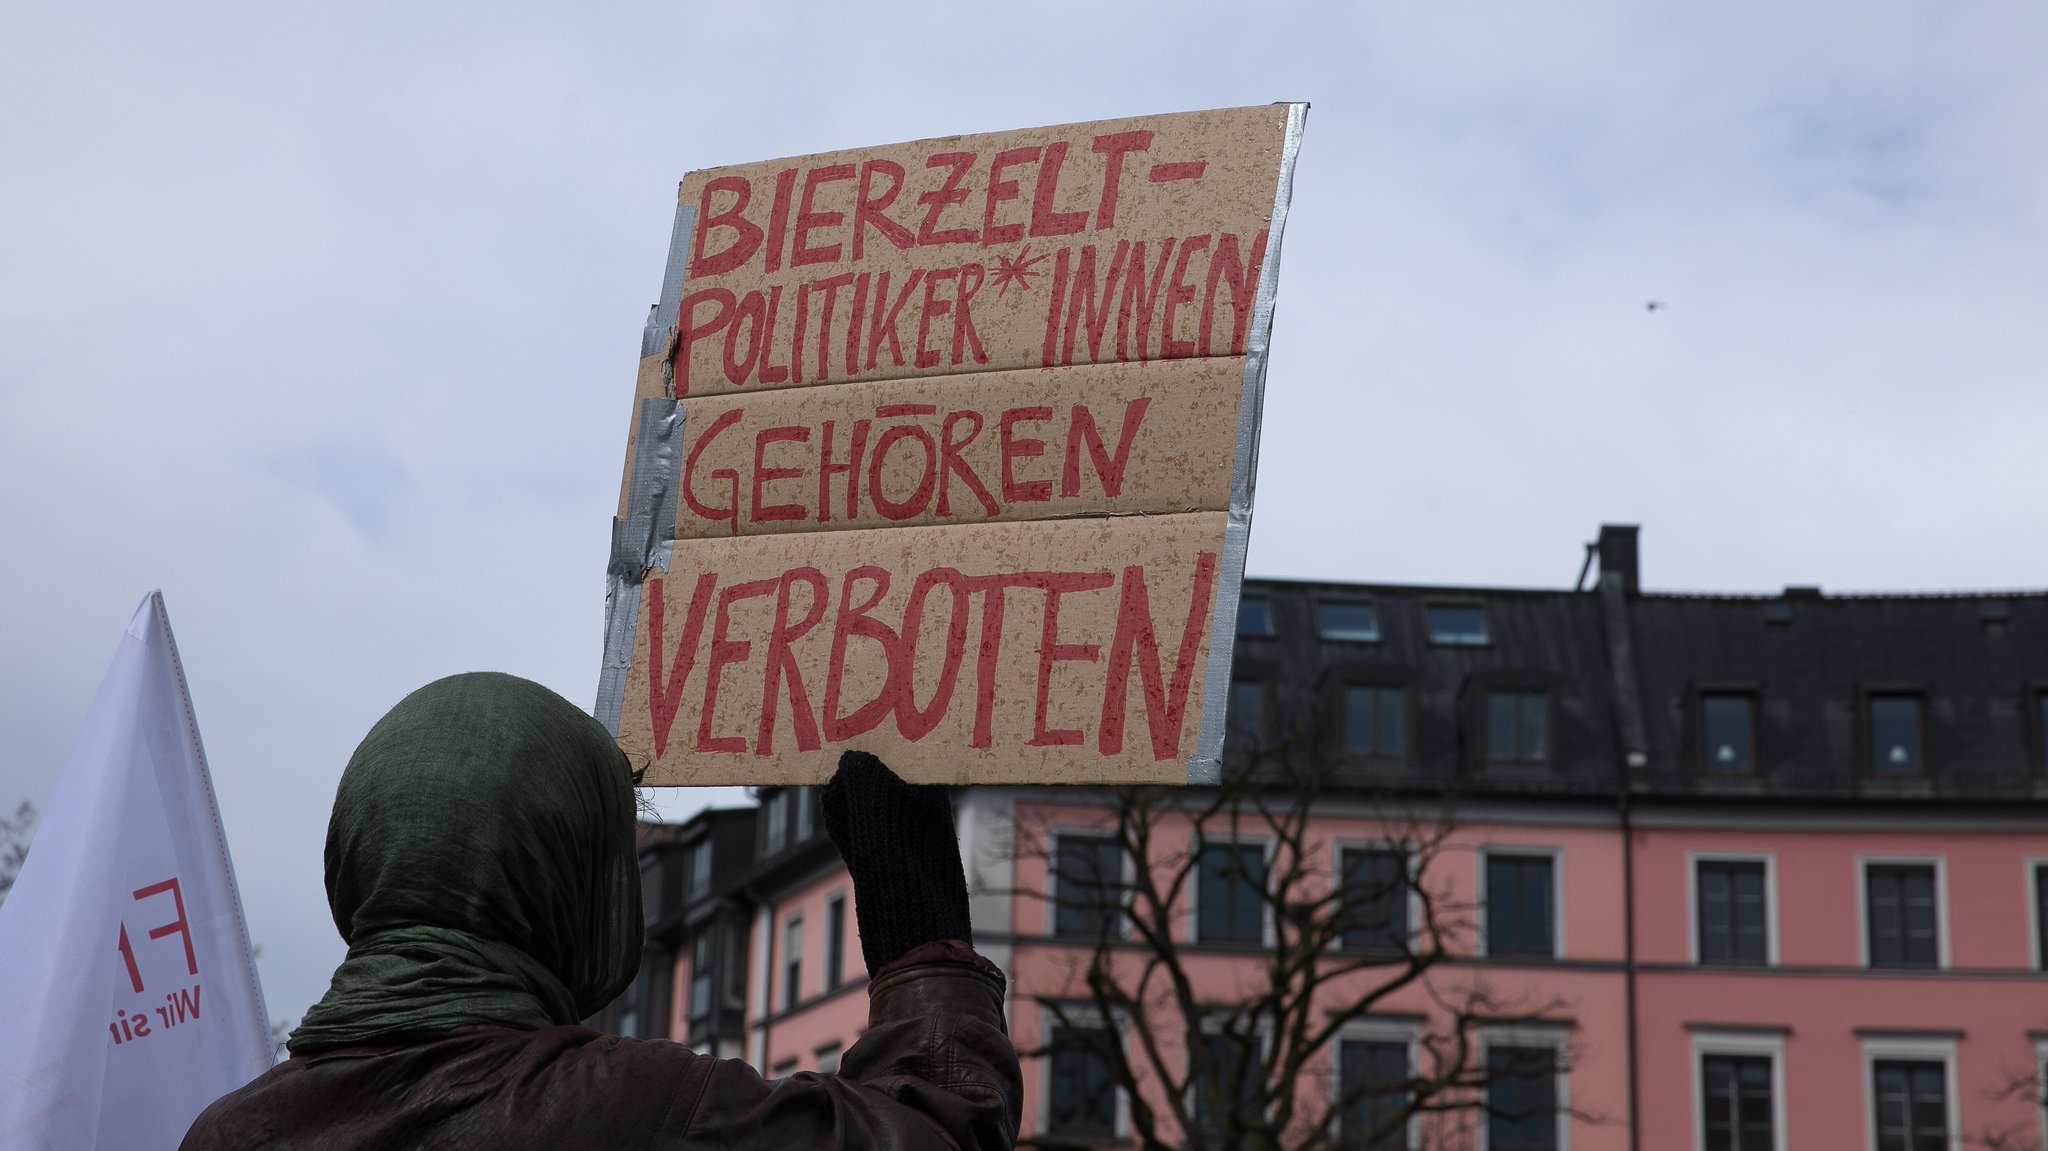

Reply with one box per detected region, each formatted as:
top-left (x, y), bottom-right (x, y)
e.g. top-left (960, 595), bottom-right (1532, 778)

top-left (287, 672), bottom-right (642, 1055)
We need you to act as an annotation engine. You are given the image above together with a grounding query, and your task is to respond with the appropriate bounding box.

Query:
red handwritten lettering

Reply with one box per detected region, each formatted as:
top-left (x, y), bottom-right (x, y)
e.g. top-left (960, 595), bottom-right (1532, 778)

top-left (762, 167), bottom-right (797, 275)
top-left (1061, 397), bottom-right (1151, 499)
top-left (1089, 131), bottom-right (1152, 230)
top-left (981, 146), bottom-right (1037, 247)
top-left (699, 578), bottom-right (778, 752)
top-left (1026, 572), bottom-right (1115, 745)
top-left (683, 408), bottom-right (744, 535)
top-left (756, 567), bottom-right (828, 755)
top-left (854, 161), bottom-right (916, 260)
top-left (895, 568), bottom-right (972, 740)
top-left (648, 573), bottom-right (719, 757)
top-left (998, 406), bottom-right (1053, 503)
top-left (1030, 141), bottom-right (1089, 238)
top-left (1099, 552), bottom-right (1218, 758)
top-left (792, 164), bottom-right (854, 267)
top-left (691, 176), bottom-right (761, 277)
top-left (822, 567), bottom-right (899, 740)
top-left (916, 152), bottom-right (979, 246)
top-left (750, 425), bottom-right (810, 522)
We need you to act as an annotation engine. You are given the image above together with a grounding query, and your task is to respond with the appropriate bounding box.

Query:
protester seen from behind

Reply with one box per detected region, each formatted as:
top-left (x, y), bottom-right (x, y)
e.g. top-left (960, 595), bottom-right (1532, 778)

top-left (180, 671), bottom-right (1019, 1150)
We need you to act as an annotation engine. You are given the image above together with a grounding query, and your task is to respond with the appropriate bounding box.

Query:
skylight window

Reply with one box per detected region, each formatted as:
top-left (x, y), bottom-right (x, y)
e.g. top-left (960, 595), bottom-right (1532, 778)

top-left (1318, 601), bottom-right (1380, 642)
top-left (1426, 603), bottom-right (1488, 646)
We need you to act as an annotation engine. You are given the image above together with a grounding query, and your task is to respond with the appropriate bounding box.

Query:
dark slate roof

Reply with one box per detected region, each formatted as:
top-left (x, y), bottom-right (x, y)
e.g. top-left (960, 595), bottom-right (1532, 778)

top-left (1232, 576), bottom-right (2048, 804)
top-left (1624, 591), bottom-right (2048, 801)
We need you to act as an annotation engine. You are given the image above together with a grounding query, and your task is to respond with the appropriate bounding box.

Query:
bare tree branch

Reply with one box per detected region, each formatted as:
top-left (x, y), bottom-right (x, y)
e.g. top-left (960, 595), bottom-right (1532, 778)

top-left (1001, 722), bottom-right (1586, 1151)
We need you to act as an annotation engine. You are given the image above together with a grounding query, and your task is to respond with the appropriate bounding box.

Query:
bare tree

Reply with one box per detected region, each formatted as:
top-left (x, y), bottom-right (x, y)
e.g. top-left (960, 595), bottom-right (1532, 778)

top-left (1005, 742), bottom-right (1581, 1151)
top-left (0, 799), bottom-right (36, 908)
top-left (1966, 1062), bottom-right (2045, 1151)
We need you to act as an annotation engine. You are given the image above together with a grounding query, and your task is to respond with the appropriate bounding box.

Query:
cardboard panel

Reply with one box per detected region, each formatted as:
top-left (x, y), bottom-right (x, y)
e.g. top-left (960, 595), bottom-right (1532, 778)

top-left (669, 105), bottom-right (1290, 396)
top-left (617, 513), bottom-right (1226, 786)
top-left (671, 358), bottom-right (1243, 539)
top-left (600, 103), bottom-right (1304, 785)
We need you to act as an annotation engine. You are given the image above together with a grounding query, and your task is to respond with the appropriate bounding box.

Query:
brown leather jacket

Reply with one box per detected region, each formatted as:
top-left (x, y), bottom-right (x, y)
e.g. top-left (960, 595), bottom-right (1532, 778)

top-left (180, 942), bottom-right (1019, 1150)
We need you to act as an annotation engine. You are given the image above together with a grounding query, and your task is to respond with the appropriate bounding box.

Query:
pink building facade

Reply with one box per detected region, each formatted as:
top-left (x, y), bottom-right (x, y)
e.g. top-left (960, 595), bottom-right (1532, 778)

top-left (602, 527), bottom-right (2048, 1150)
top-left (1628, 814), bottom-right (2048, 1151)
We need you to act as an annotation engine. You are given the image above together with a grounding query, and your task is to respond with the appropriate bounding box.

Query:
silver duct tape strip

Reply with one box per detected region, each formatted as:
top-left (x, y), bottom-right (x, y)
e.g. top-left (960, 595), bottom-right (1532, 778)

top-left (604, 198), bottom-right (696, 733)
top-left (613, 397), bottom-right (684, 577)
top-left (1188, 101), bottom-right (1308, 787)
top-left (595, 567), bottom-right (639, 735)
top-left (642, 203), bottom-right (696, 358)
top-left (596, 398), bottom-right (686, 734)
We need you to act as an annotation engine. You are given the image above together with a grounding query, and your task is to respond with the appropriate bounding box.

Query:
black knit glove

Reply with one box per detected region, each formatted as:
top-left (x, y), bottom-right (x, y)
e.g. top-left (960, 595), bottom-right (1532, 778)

top-left (821, 750), bottom-right (973, 976)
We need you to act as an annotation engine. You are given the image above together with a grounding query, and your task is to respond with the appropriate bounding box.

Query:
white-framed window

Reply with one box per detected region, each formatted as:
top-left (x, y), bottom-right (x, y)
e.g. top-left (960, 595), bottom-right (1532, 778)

top-left (1476, 846), bottom-right (1565, 960)
top-left (1856, 855), bottom-right (1949, 970)
top-left (1333, 1017), bottom-right (1420, 1150)
top-left (1186, 1013), bottom-right (1274, 1142)
top-left (2034, 1037), bottom-right (2048, 1151)
top-left (1687, 851), bottom-right (1778, 966)
top-left (1861, 1034), bottom-right (1958, 1151)
top-left (687, 930), bottom-right (715, 1026)
top-left (1477, 1024), bottom-right (1570, 1151)
top-left (1333, 837), bottom-right (1420, 954)
top-left (823, 890), bottom-right (847, 992)
top-left (781, 912), bottom-right (803, 1011)
top-left (1049, 828), bottom-right (1130, 941)
top-left (748, 905), bottom-right (774, 1041)
top-left (1040, 1003), bottom-right (1127, 1142)
top-left (1690, 1029), bottom-right (1786, 1151)
top-left (1193, 834), bottom-right (1273, 945)
top-left (762, 790), bottom-right (789, 855)
top-left (814, 1042), bottom-right (842, 1076)
top-left (687, 836), bottom-right (713, 900)
top-left (794, 786), bottom-right (814, 842)
top-left (2025, 856), bottom-right (2048, 972)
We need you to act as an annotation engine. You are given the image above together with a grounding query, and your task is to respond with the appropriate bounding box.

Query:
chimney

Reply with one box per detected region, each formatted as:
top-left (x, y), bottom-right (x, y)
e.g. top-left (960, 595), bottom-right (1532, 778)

top-left (1598, 524), bottom-right (1640, 595)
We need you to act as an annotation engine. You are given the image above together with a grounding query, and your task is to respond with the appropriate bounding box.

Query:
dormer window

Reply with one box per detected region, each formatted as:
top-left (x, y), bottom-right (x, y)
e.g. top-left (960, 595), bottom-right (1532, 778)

top-left (1867, 694), bottom-right (1924, 776)
top-left (686, 837), bottom-right (713, 900)
top-left (1228, 677), bottom-right (1267, 745)
top-left (762, 790), bottom-right (788, 854)
top-left (1343, 686), bottom-right (1406, 756)
top-left (1486, 690), bottom-right (1549, 765)
top-left (1426, 603), bottom-right (1488, 646)
top-left (1238, 595), bottom-right (1274, 637)
top-left (1700, 692), bottom-right (1757, 775)
top-left (2034, 690), bottom-right (2048, 773)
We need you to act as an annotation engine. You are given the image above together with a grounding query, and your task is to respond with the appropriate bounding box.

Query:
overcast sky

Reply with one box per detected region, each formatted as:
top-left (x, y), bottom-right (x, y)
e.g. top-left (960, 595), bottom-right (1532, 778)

top-left (4, 1), bottom-right (2044, 1029)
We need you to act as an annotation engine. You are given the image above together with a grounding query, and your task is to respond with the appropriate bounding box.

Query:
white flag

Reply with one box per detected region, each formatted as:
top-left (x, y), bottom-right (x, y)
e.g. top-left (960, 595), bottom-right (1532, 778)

top-left (0, 592), bottom-right (272, 1149)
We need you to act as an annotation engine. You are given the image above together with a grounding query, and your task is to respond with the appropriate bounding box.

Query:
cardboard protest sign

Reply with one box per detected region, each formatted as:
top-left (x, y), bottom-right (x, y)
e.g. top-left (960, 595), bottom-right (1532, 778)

top-left (598, 104), bottom-right (1306, 785)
